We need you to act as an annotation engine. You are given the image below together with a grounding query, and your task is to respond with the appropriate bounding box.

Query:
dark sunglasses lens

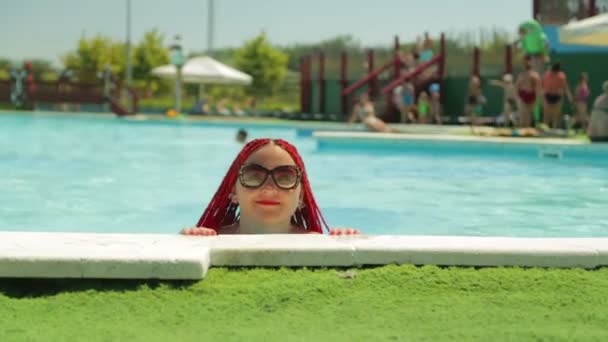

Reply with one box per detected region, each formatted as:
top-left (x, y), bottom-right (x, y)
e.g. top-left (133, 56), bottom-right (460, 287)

top-left (272, 166), bottom-right (298, 189)
top-left (241, 165), bottom-right (268, 187)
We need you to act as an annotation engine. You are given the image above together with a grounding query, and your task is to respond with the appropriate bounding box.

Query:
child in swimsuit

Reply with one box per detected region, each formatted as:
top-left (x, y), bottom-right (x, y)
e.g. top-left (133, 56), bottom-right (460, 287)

top-left (490, 73), bottom-right (518, 126)
top-left (393, 80), bottom-right (415, 123)
top-left (429, 83), bottom-right (442, 124)
top-left (417, 91), bottom-right (430, 124)
top-left (573, 72), bottom-right (590, 131)
top-left (516, 56), bottom-right (541, 128)
top-left (465, 76), bottom-right (484, 127)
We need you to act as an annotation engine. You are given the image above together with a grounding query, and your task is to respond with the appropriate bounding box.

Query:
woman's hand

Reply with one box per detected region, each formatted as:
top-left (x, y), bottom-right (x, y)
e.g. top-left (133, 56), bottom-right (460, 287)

top-left (328, 228), bottom-right (361, 236)
top-left (180, 227), bottom-right (218, 236)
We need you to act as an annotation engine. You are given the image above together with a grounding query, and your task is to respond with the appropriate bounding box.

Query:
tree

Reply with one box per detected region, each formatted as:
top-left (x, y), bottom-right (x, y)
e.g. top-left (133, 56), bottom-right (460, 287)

top-left (133, 29), bottom-right (169, 92)
top-left (0, 58), bottom-right (13, 70)
top-left (0, 58), bottom-right (57, 80)
top-left (0, 58), bottom-right (12, 80)
top-left (62, 34), bottom-right (126, 82)
top-left (28, 59), bottom-right (56, 80)
top-left (281, 35), bottom-right (363, 70)
top-left (234, 33), bottom-right (288, 96)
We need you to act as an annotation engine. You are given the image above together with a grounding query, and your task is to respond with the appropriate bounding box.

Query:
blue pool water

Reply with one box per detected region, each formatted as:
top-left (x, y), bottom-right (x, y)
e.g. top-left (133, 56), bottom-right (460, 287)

top-left (1, 112), bottom-right (607, 237)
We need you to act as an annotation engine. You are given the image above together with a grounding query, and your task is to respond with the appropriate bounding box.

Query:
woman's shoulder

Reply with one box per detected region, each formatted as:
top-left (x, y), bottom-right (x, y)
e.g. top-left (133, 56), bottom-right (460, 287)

top-left (593, 95), bottom-right (608, 109)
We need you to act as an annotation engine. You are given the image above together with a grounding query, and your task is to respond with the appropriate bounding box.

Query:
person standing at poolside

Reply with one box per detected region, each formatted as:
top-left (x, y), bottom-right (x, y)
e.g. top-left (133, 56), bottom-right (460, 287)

top-left (417, 91), bottom-right (431, 124)
top-left (515, 56), bottom-right (542, 128)
top-left (419, 32), bottom-right (434, 63)
top-left (490, 74), bottom-right (518, 127)
top-left (588, 81), bottom-right (608, 142)
top-left (429, 83), bottom-right (442, 125)
top-left (572, 72), bottom-right (591, 131)
top-left (516, 19), bottom-right (549, 72)
top-left (393, 78), bottom-right (415, 123)
top-left (542, 62), bottom-right (573, 129)
top-left (465, 76), bottom-right (485, 129)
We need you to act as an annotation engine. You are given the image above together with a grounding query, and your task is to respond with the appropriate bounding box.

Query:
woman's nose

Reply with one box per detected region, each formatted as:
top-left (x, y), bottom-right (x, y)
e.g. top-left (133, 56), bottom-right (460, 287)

top-left (260, 176), bottom-right (279, 192)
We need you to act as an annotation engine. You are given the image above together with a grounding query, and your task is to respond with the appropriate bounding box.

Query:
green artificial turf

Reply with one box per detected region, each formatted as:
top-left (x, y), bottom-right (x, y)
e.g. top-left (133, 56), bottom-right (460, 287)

top-left (2, 265), bottom-right (607, 341)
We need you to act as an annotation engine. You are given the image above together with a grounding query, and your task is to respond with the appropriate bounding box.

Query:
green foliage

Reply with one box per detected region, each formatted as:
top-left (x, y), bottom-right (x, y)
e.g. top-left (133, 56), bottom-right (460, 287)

top-left (205, 84), bottom-right (246, 103)
top-left (235, 33), bottom-right (288, 96)
top-left (281, 35), bottom-right (363, 70)
top-left (133, 29), bottom-right (169, 93)
top-left (444, 28), bottom-right (516, 76)
top-left (1, 266), bottom-right (608, 341)
top-left (0, 58), bottom-right (57, 81)
top-left (138, 96), bottom-right (196, 110)
top-left (61, 34), bottom-right (126, 82)
top-left (0, 58), bottom-right (13, 70)
top-left (189, 48), bottom-right (237, 65)
top-left (3, 27), bottom-right (520, 110)
top-left (28, 58), bottom-right (57, 80)
top-left (60, 29), bottom-right (170, 91)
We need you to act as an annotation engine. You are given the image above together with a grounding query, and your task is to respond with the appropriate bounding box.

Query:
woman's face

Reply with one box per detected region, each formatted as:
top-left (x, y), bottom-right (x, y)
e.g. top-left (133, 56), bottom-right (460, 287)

top-left (232, 143), bottom-right (302, 230)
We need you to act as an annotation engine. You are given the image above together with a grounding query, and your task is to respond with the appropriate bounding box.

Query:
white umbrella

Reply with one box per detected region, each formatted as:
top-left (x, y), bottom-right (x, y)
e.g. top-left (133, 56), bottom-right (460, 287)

top-left (559, 13), bottom-right (608, 46)
top-left (151, 56), bottom-right (253, 85)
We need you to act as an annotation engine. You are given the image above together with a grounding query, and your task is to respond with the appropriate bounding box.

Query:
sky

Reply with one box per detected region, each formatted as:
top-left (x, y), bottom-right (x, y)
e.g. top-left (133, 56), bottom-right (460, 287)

top-left (1, 0), bottom-right (531, 66)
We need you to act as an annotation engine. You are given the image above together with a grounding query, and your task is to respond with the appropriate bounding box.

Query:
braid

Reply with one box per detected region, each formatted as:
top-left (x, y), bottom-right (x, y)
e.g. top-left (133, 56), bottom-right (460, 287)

top-left (274, 139), bottom-right (329, 234)
top-left (196, 138), bottom-right (330, 234)
top-left (196, 139), bottom-right (271, 228)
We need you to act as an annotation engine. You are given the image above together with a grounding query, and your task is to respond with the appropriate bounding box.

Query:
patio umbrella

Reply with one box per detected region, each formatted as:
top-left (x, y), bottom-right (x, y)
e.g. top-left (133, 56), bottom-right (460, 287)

top-left (559, 13), bottom-right (608, 46)
top-left (152, 55), bottom-right (253, 102)
top-left (151, 56), bottom-right (252, 85)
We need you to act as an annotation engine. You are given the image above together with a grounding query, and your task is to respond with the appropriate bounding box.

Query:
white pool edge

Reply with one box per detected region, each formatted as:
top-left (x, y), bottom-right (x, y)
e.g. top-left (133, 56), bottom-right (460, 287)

top-left (313, 131), bottom-right (589, 145)
top-left (1, 232), bottom-right (607, 280)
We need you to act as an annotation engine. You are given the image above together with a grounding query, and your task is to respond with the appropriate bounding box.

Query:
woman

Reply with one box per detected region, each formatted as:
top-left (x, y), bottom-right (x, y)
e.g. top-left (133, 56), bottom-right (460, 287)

top-left (516, 56), bottom-right (542, 128)
top-left (572, 72), bottom-right (590, 131)
top-left (349, 93), bottom-right (398, 133)
top-left (588, 81), bottom-right (608, 142)
top-left (542, 62), bottom-right (573, 129)
top-left (182, 138), bottom-right (360, 235)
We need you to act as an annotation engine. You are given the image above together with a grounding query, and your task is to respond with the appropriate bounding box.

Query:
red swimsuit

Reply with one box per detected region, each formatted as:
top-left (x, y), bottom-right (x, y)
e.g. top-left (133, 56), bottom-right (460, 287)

top-left (518, 89), bottom-right (536, 105)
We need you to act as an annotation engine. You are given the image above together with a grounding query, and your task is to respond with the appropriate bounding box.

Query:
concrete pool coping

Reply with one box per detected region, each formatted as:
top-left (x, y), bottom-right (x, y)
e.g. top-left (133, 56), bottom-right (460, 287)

top-left (1, 232), bottom-right (607, 280)
top-left (313, 131), bottom-right (590, 146)
top-left (0, 111), bottom-right (494, 136)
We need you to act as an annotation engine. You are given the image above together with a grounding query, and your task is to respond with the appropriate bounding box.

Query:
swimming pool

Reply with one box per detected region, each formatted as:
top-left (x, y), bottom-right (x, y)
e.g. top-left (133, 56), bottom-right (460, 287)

top-left (1, 112), bottom-right (607, 237)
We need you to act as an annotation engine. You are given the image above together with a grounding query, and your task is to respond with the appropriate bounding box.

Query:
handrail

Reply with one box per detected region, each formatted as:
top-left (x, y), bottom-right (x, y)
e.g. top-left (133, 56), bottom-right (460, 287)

top-left (341, 57), bottom-right (397, 96)
top-left (381, 54), bottom-right (442, 94)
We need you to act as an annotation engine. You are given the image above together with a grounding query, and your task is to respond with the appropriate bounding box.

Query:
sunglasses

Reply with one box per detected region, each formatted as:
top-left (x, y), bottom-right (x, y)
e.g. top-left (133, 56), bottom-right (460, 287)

top-left (239, 164), bottom-right (302, 190)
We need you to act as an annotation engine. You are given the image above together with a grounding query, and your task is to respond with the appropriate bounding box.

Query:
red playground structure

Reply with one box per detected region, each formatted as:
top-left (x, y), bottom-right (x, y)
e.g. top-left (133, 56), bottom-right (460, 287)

top-left (300, 34), bottom-right (447, 122)
top-left (0, 62), bottom-right (138, 116)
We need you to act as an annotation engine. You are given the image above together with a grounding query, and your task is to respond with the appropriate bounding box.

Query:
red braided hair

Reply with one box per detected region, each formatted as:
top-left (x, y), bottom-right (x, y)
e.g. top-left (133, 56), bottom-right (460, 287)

top-left (196, 138), bottom-right (329, 234)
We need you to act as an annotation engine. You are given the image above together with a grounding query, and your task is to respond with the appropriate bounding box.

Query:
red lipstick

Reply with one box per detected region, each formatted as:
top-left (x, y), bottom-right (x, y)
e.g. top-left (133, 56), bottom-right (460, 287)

top-left (255, 200), bottom-right (280, 206)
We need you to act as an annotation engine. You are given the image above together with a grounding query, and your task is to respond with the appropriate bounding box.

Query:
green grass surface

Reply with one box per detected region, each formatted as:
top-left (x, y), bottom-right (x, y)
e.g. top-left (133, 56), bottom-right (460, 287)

top-left (2, 265), bottom-right (608, 341)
